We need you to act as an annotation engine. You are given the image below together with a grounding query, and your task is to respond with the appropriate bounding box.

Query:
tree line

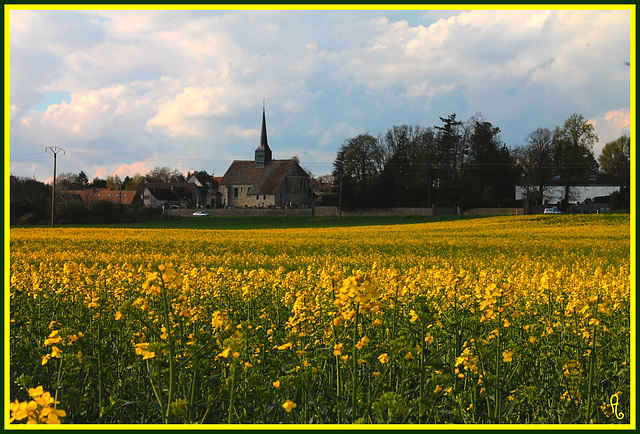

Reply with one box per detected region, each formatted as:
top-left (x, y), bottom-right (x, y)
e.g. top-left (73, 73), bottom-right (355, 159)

top-left (9, 166), bottom-right (206, 225)
top-left (329, 112), bottom-right (630, 210)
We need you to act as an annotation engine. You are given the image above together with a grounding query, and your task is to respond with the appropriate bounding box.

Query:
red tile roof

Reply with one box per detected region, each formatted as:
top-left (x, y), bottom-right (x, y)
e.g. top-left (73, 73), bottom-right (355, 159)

top-left (66, 189), bottom-right (139, 205)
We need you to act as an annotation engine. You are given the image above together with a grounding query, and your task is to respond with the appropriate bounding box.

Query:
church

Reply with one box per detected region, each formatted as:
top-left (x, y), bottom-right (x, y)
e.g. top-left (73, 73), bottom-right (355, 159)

top-left (219, 107), bottom-right (313, 208)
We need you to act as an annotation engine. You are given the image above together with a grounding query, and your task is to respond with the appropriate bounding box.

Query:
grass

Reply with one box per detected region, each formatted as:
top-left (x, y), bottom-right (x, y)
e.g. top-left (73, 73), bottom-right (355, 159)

top-left (19, 214), bottom-right (504, 230)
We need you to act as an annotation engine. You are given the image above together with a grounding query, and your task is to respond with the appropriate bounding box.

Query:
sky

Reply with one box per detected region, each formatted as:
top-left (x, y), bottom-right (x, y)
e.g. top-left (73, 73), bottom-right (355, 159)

top-left (8, 7), bottom-right (633, 184)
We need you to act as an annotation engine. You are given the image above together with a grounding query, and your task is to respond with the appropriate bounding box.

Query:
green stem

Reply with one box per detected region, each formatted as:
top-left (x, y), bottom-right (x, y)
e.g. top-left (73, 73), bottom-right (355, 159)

top-left (146, 359), bottom-right (165, 423)
top-left (227, 362), bottom-right (237, 424)
top-left (494, 297), bottom-right (502, 423)
top-left (188, 369), bottom-right (197, 423)
top-left (585, 324), bottom-right (597, 423)
top-left (161, 281), bottom-right (176, 423)
top-left (419, 322), bottom-right (425, 423)
top-left (97, 326), bottom-right (103, 418)
top-left (53, 355), bottom-right (64, 409)
top-left (351, 305), bottom-right (359, 423)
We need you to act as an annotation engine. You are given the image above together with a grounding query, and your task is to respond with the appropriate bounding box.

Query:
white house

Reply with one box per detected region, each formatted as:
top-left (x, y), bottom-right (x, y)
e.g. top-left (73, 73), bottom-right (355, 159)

top-left (515, 173), bottom-right (628, 205)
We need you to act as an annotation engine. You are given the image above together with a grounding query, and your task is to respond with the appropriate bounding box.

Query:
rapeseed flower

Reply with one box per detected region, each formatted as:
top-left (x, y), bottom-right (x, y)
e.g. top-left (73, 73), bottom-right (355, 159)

top-left (282, 400), bottom-right (297, 413)
top-left (502, 350), bottom-right (514, 363)
top-left (377, 353), bottom-right (390, 364)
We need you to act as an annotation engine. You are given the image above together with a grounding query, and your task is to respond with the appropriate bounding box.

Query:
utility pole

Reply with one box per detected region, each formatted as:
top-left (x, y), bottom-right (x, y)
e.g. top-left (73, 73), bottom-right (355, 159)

top-left (45, 146), bottom-right (65, 228)
top-left (338, 176), bottom-right (342, 222)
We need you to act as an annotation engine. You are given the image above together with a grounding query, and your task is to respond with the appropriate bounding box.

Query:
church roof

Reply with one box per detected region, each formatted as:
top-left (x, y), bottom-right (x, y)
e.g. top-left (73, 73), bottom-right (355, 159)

top-left (220, 160), bottom-right (309, 195)
top-left (256, 107), bottom-right (270, 153)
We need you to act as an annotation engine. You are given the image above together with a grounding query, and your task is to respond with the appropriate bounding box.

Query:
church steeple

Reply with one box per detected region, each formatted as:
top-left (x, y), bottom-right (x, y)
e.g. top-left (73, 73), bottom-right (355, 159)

top-left (255, 103), bottom-right (272, 168)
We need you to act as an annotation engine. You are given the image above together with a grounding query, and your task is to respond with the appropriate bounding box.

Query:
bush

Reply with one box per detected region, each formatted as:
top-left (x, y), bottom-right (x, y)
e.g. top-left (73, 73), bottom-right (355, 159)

top-left (14, 212), bottom-right (40, 226)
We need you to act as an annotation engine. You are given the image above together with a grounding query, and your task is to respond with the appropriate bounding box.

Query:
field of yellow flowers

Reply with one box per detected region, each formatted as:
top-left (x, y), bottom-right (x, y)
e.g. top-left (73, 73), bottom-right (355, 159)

top-left (8, 214), bottom-right (632, 425)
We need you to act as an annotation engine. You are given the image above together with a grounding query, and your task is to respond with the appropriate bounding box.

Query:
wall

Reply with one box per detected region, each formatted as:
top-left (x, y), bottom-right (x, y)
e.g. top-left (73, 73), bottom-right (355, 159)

top-left (283, 175), bottom-right (313, 208)
top-left (175, 208), bottom-right (312, 217)
top-left (462, 208), bottom-right (524, 215)
top-left (313, 206), bottom-right (457, 217)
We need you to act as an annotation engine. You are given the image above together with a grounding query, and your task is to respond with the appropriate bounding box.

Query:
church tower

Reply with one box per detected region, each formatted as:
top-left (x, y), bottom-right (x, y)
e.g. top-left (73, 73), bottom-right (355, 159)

top-left (254, 106), bottom-right (272, 168)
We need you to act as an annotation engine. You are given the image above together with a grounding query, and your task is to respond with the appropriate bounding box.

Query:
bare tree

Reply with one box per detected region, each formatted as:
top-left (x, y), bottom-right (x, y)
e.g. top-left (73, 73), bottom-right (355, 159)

top-left (517, 127), bottom-right (555, 205)
top-left (145, 166), bottom-right (185, 183)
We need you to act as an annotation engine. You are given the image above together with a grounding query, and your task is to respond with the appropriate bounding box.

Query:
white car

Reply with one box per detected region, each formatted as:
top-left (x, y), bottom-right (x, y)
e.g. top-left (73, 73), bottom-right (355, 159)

top-left (543, 208), bottom-right (562, 214)
top-left (192, 211), bottom-right (210, 216)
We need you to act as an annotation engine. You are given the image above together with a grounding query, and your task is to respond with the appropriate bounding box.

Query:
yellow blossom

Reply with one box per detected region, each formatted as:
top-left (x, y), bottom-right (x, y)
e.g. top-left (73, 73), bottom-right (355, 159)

top-left (28, 386), bottom-right (44, 398)
top-left (333, 343), bottom-right (343, 356)
top-left (282, 400), bottom-right (297, 413)
top-left (404, 351), bottom-right (415, 360)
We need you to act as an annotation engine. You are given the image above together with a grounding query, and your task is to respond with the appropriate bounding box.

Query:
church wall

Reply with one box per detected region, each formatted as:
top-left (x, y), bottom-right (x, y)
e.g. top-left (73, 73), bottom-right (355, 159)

top-left (282, 176), bottom-right (312, 207)
top-left (245, 191), bottom-right (275, 208)
top-left (221, 184), bottom-right (277, 208)
top-left (222, 184), bottom-right (253, 208)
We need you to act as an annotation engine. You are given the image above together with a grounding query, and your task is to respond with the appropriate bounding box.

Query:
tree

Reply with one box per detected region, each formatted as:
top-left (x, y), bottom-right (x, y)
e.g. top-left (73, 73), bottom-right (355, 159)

top-left (146, 166), bottom-right (185, 183)
top-left (123, 174), bottom-right (144, 190)
top-left (106, 174), bottom-right (123, 190)
top-left (466, 118), bottom-right (513, 200)
top-left (376, 125), bottom-right (438, 207)
top-left (187, 170), bottom-right (212, 178)
top-left (91, 177), bottom-right (108, 188)
top-left (332, 133), bottom-right (384, 208)
top-left (10, 175), bottom-right (51, 224)
top-left (552, 113), bottom-right (599, 205)
top-left (515, 127), bottom-right (555, 205)
top-left (56, 172), bottom-right (85, 191)
top-left (77, 171), bottom-right (89, 187)
top-left (434, 114), bottom-right (465, 205)
top-left (598, 135), bottom-right (630, 178)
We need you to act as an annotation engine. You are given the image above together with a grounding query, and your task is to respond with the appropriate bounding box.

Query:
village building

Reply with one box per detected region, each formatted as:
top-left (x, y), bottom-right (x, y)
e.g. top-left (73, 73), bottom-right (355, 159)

top-left (515, 173), bottom-right (629, 205)
top-left (185, 173), bottom-right (223, 208)
top-left (66, 187), bottom-right (143, 208)
top-left (136, 176), bottom-right (222, 209)
top-left (219, 108), bottom-right (313, 208)
top-left (138, 183), bottom-right (183, 208)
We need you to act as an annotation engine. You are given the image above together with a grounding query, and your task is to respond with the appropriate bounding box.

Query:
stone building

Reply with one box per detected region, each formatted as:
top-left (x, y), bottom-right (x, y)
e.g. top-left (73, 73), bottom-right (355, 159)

top-left (219, 108), bottom-right (312, 208)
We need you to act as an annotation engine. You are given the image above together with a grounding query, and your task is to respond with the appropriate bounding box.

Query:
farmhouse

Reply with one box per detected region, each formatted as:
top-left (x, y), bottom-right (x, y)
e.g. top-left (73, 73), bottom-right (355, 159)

top-left (219, 108), bottom-right (313, 208)
top-left (137, 176), bottom-right (222, 209)
top-left (66, 188), bottom-right (143, 208)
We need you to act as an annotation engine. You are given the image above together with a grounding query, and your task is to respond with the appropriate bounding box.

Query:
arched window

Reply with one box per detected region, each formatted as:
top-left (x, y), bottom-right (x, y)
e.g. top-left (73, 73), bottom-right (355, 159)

top-left (234, 188), bottom-right (238, 198)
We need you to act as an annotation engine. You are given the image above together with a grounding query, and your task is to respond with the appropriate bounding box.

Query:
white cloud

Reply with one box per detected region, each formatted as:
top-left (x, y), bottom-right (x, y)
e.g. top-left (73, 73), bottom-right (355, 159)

top-left (8, 8), bottom-right (632, 182)
top-left (589, 108), bottom-right (631, 156)
top-left (95, 160), bottom-right (156, 180)
top-left (147, 85), bottom-right (229, 136)
top-left (29, 85), bottom-right (140, 140)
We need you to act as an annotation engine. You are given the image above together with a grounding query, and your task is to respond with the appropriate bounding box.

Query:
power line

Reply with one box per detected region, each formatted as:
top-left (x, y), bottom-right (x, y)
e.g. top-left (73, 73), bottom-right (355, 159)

top-left (11, 151), bottom-right (48, 157)
top-left (29, 147), bottom-right (335, 168)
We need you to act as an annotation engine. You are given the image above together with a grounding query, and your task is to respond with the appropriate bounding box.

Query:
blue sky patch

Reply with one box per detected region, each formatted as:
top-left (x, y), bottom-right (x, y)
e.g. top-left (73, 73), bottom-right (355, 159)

top-left (32, 91), bottom-right (71, 112)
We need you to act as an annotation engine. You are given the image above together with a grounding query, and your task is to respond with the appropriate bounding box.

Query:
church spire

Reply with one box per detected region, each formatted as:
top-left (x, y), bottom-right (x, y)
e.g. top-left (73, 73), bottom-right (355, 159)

top-left (255, 102), bottom-right (272, 168)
